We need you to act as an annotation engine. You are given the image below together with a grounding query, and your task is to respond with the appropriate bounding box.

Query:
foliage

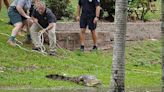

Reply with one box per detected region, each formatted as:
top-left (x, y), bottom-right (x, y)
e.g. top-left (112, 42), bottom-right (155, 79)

top-left (46, 0), bottom-right (74, 20)
top-left (100, 0), bottom-right (158, 21)
top-left (128, 0), bottom-right (150, 21)
top-left (100, 0), bottom-right (115, 22)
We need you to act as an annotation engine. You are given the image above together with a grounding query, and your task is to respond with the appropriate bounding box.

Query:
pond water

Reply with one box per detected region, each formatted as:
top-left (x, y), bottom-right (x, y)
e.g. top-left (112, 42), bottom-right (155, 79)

top-left (0, 87), bottom-right (161, 92)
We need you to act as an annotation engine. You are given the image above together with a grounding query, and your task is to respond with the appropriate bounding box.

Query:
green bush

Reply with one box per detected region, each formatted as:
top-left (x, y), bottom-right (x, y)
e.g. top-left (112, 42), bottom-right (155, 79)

top-left (128, 0), bottom-right (150, 21)
top-left (100, 0), bottom-right (115, 22)
top-left (46, 0), bottom-right (74, 20)
top-left (100, 0), bottom-right (158, 22)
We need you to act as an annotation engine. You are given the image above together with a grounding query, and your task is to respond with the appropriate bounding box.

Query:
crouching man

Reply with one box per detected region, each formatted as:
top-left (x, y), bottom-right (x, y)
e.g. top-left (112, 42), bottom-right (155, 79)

top-left (30, 2), bottom-right (57, 56)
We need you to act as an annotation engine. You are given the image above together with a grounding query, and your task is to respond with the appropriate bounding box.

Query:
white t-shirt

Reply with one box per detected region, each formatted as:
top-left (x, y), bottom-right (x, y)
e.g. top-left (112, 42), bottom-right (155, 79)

top-left (10, 0), bottom-right (32, 11)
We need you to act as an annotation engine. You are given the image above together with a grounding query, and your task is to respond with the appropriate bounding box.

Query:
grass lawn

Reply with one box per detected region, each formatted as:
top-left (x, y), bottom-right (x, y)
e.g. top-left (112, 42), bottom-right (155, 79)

top-left (0, 0), bottom-right (162, 90)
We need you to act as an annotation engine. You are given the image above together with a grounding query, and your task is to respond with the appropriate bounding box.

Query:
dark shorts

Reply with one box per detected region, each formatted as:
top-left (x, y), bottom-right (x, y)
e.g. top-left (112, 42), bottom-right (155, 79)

top-left (80, 15), bottom-right (97, 31)
top-left (8, 6), bottom-right (27, 25)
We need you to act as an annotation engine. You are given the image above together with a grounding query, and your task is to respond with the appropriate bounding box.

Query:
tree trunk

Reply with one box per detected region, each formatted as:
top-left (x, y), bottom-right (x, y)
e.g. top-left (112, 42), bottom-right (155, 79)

top-left (109, 0), bottom-right (127, 92)
top-left (161, 0), bottom-right (164, 91)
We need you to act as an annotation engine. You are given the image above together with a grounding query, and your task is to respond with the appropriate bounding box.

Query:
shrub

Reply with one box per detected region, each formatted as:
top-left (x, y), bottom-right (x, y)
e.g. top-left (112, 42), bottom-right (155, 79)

top-left (100, 0), bottom-right (115, 22)
top-left (46, 0), bottom-right (74, 20)
top-left (100, 0), bottom-right (157, 22)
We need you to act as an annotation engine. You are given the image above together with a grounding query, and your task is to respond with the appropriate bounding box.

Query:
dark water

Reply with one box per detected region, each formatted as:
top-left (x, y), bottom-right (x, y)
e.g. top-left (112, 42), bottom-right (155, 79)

top-left (0, 87), bottom-right (161, 92)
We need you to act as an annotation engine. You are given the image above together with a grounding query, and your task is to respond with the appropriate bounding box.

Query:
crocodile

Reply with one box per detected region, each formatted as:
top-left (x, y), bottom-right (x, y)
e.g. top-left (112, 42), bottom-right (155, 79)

top-left (46, 74), bottom-right (102, 87)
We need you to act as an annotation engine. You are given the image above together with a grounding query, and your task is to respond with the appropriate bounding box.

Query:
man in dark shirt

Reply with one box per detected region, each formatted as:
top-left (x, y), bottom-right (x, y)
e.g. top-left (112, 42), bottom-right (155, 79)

top-left (30, 1), bottom-right (57, 56)
top-left (76, 0), bottom-right (101, 51)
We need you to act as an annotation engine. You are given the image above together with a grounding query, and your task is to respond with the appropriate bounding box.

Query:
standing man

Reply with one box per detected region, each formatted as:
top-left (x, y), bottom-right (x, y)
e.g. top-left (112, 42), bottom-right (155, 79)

top-left (76, 0), bottom-right (101, 51)
top-left (30, 2), bottom-right (57, 56)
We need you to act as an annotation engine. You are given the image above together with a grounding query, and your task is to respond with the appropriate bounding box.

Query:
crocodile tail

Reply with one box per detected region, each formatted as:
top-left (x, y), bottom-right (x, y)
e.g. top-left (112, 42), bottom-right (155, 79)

top-left (46, 74), bottom-right (79, 83)
top-left (46, 74), bottom-right (70, 81)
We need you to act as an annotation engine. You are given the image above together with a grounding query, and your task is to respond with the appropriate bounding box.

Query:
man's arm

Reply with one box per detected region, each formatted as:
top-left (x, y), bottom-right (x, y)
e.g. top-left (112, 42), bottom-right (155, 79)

top-left (93, 5), bottom-right (101, 24)
top-left (16, 0), bottom-right (31, 19)
top-left (96, 6), bottom-right (101, 18)
top-left (76, 5), bottom-right (81, 21)
top-left (16, 5), bottom-right (30, 19)
top-left (45, 23), bottom-right (56, 31)
top-left (31, 16), bottom-right (38, 23)
top-left (46, 10), bottom-right (57, 31)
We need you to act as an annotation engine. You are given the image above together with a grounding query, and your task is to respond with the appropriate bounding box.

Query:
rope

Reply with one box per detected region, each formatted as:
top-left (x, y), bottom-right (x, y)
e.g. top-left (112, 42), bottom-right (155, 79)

top-left (0, 33), bottom-right (23, 45)
top-left (37, 30), bottom-right (47, 55)
top-left (0, 32), bottom-right (47, 56)
top-left (35, 22), bottom-right (69, 57)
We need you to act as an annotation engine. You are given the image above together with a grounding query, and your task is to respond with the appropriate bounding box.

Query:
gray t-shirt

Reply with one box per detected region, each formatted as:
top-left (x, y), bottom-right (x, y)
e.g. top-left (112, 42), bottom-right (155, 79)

top-left (10, 0), bottom-right (32, 11)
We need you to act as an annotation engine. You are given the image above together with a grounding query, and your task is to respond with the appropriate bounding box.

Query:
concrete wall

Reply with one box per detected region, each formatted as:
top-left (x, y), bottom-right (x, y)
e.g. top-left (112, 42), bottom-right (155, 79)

top-left (53, 22), bottom-right (161, 50)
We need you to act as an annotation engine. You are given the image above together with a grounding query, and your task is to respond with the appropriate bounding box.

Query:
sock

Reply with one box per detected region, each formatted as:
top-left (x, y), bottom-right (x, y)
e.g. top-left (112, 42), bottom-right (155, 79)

top-left (93, 45), bottom-right (97, 49)
top-left (80, 45), bottom-right (84, 49)
top-left (27, 34), bottom-right (31, 40)
top-left (9, 36), bottom-right (16, 41)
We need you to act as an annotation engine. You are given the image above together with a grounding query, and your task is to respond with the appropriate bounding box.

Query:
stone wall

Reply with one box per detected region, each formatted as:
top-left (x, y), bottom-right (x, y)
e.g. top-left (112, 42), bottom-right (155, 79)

top-left (54, 22), bottom-right (161, 50)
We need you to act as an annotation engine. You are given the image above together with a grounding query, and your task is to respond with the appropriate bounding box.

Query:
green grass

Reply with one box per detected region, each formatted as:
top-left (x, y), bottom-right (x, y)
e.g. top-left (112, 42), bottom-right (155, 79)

top-left (0, 1), bottom-right (162, 89)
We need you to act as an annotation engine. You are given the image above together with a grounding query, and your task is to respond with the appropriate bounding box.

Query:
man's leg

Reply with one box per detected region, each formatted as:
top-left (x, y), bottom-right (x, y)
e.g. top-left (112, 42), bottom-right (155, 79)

top-left (88, 17), bottom-right (98, 50)
top-left (80, 28), bottom-right (86, 46)
top-left (48, 23), bottom-right (56, 56)
top-left (23, 19), bottom-right (33, 43)
top-left (30, 23), bottom-right (42, 49)
top-left (80, 28), bottom-right (86, 51)
top-left (91, 30), bottom-right (97, 46)
top-left (4, 0), bottom-right (9, 9)
top-left (79, 15), bottom-right (87, 51)
top-left (7, 22), bottom-right (23, 46)
top-left (91, 30), bottom-right (98, 50)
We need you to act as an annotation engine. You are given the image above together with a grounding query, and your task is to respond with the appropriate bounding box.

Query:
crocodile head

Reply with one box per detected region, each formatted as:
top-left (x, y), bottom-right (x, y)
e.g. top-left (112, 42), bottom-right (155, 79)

top-left (79, 75), bottom-right (102, 87)
top-left (85, 79), bottom-right (102, 87)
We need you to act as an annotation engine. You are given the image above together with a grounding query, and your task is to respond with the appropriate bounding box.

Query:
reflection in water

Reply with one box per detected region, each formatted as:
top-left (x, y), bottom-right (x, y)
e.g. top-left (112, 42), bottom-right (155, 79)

top-left (0, 87), bottom-right (161, 92)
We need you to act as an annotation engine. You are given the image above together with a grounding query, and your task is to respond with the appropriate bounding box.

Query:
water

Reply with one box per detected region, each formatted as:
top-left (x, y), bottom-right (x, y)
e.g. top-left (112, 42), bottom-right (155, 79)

top-left (0, 87), bottom-right (161, 92)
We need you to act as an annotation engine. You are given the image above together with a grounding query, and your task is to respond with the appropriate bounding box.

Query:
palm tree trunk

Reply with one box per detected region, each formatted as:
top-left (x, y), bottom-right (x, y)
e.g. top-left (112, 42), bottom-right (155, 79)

top-left (109, 0), bottom-right (128, 92)
top-left (161, 0), bottom-right (164, 91)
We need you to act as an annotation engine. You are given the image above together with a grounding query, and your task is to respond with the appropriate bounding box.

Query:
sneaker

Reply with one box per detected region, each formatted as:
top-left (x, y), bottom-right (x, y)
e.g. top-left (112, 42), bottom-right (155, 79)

top-left (32, 47), bottom-right (41, 51)
top-left (7, 38), bottom-right (16, 46)
top-left (80, 45), bottom-right (84, 52)
top-left (49, 51), bottom-right (56, 56)
top-left (91, 46), bottom-right (98, 52)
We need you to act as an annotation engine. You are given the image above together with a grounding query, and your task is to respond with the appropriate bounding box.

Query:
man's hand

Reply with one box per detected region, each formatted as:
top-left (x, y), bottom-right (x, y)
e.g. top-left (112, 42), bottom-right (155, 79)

top-left (33, 18), bottom-right (38, 23)
top-left (40, 29), bottom-right (47, 33)
top-left (25, 15), bottom-right (31, 19)
top-left (93, 17), bottom-right (99, 24)
top-left (76, 16), bottom-right (80, 21)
